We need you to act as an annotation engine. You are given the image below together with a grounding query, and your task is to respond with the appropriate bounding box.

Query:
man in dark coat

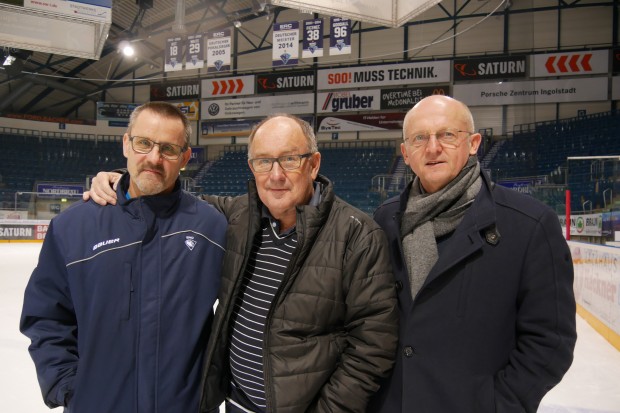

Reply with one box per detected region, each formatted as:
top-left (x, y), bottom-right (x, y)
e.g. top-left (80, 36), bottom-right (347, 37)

top-left (369, 95), bottom-right (577, 413)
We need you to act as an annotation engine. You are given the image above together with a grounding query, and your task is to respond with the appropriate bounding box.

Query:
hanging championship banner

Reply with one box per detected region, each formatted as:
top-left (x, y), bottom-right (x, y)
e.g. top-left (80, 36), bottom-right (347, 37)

top-left (272, 21), bottom-right (299, 67)
top-left (329, 17), bottom-right (351, 56)
top-left (207, 29), bottom-right (231, 73)
top-left (302, 19), bottom-right (323, 58)
top-left (186, 33), bottom-right (204, 70)
top-left (165, 36), bottom-right (184, 72)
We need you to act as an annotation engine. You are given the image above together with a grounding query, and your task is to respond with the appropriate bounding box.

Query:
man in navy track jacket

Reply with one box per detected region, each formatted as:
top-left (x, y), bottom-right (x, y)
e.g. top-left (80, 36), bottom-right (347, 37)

top-left (20, 102), bottom-right (227, 413)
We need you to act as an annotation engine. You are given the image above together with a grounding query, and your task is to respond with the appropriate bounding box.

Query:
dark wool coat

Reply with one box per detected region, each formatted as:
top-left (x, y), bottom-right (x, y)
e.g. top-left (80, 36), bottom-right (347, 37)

top-left (199, 175), bottom-right (398, 413)
top-left (369, 171), bottom-right (576, 413)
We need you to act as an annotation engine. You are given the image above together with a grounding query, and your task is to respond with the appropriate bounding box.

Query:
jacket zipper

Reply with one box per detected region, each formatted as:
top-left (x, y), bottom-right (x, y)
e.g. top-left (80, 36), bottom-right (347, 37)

top-left (262, 212), bottom-right (305, 413)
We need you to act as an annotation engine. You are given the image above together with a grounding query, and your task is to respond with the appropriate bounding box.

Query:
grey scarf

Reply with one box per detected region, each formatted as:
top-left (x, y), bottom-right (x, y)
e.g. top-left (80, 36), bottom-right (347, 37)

top-left (401, 156), bottom-right (482, 299)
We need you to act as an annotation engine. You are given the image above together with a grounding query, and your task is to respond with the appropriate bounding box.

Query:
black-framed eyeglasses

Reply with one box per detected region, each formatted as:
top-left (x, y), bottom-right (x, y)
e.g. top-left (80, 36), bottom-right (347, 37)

top-left (249, 152), bottom-right (313, 173)
top-left (404, 128), bottom-right (473, 149)
top-left (129, 136), bottom-right (188, 160)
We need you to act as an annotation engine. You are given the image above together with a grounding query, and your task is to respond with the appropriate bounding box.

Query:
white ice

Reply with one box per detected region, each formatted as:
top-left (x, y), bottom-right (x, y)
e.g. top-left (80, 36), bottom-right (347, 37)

top-left (1, 243), bottom-right (619, 412)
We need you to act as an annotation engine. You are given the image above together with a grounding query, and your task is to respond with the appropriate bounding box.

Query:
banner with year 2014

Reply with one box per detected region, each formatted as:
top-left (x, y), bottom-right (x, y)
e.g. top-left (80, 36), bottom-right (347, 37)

top-left (273, 21), bottom-right (299, 67)
top-left (207, 29), bottom-right (231, 73)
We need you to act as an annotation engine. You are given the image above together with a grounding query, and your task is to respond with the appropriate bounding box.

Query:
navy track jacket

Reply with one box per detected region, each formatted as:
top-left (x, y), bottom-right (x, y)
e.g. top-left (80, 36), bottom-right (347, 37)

top-left (20, 174), bottom-right (227, 413)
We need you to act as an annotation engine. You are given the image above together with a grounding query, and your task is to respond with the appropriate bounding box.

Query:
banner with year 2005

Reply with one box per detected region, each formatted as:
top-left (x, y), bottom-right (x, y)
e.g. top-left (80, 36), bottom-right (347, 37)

top-left (207, 29), bottom-right (231, 73)
top-left (273, 21), bottom-right (299, 67)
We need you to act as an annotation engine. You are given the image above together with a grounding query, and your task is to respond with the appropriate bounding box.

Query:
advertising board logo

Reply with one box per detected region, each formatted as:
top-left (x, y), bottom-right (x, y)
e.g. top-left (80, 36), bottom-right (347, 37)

top-left (545, 54), bottom-right (592, 74)
top-left (322, 92), bottom-right (375, 112)
top-left (454, 63), bottom-right (477, 77)
top-left (212, 79), bottom-right (244, 95)
top-left (207, 103), bottom-right (220, 116)
top-left (576, 216), bottom-right (584, 233)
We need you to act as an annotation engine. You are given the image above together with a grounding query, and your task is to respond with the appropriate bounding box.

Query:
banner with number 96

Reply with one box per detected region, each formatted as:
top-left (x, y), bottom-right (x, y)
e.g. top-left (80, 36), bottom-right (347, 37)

top-left (329, 17), bottom-right (351, 56)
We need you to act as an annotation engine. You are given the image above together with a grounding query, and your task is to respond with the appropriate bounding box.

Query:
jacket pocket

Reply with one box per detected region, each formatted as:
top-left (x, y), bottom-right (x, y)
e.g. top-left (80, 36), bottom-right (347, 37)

top-left (123, 262), bottom-right (133, 320)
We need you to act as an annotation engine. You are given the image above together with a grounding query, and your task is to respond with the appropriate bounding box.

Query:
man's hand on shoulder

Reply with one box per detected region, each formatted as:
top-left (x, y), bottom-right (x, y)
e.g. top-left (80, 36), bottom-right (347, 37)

top-left (83, 171), bottom-right (122, 206)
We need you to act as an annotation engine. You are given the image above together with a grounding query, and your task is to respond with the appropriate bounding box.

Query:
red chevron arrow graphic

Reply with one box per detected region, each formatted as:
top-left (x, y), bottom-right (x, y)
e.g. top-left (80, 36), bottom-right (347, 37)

top-left (227, 79), bottom-right (235, 93)
top-left (581, 54), bottom-right (592, 71)
top-left (556, 55), bottom-right (568, 73)
top-left (235, 79), bottom-right (243, 93)
top-left (545, 56), bottom-right (556, 73)
top-left (213, 81), bottom-right (220, 95)
top-left (569, 55), bottom-right (579, 72)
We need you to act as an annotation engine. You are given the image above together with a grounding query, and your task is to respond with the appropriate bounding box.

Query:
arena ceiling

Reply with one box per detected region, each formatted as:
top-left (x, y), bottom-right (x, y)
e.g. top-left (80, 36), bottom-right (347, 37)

top-left (0, 0), bottom-right (604, 121)
top-left (0, 0), bottom-right (283, 119)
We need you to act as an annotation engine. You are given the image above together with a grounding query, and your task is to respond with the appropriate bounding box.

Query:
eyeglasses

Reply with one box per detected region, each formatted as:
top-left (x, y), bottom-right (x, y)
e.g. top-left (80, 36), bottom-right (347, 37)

top-left (129, 136), bottom-right (187, 160)
top-left (249, 153), bottom-right (313, 173)
top-left (404, 128), bottom-right (473, 149)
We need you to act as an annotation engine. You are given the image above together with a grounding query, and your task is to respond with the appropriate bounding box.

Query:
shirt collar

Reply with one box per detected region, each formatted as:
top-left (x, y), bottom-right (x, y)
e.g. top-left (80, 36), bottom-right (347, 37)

top-left (261, 181), bottom-right (322, 235)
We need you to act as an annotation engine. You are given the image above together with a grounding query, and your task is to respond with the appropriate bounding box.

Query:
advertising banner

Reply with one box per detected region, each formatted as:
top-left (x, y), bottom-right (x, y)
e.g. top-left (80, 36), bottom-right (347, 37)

top-left (380, 86), bottom-right (448, 110)
top-left (201, 94), bottom-right (314, 119)
top-left (569, 242), bottom-right (620, 337)
top-left (165, 36), bottom-right (184, 72)
top-left (207, 29), bottom-right (231, 73)
top-left (36, 184), bottom-right (84, 198)
top-left (317, 60), bottom-right (451, 90)
top-left (0, 220), bottom-right (49, 241)
top-left (329, 17), bottom-right (351, 56)
top-left (256, 70), bottom-right (314, 94)
top-left (273, 21), bottom-right (299, 67)
top-left (530, 50), bottom-right (608, 77)
top-left (201, 116), bottom-right (314, 137)
top-left (453, 55), bottom-right (527, 81)
top-left (302, 19), bottom-right (324, 58)
top-left (317, 113), bottom-right (405, 132)
top-left (453, 77), bottom-right (608, 107)
top-left (24, 0), bottom-right (111, 21)
top-left (559, 213), bottom-right (603, 237)
top-left (96, 102), bottom-right (139, 121)
top-left (150, 80), bottom-right (200, 101)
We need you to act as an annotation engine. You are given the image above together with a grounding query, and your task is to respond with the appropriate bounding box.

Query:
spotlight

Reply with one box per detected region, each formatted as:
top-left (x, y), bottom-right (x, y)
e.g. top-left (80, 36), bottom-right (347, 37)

top-left (233, 20), bottom-right (242, 29)
top-left (123, 45), bottom-right (135, 57)
top-left (3, 55), bottom-right (16, 66)
top-left (119, 41), bottom-right (135, 57)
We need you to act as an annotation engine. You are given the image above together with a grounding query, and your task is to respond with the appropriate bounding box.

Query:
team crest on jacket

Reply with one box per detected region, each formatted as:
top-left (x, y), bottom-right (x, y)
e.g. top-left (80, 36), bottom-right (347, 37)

top-left (185, 236), bottom-right (197, 251)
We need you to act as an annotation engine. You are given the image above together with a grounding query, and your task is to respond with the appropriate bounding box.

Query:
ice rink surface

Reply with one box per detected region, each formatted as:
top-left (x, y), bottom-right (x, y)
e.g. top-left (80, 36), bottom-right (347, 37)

top-left (1, 242), bottom-right (619, 413)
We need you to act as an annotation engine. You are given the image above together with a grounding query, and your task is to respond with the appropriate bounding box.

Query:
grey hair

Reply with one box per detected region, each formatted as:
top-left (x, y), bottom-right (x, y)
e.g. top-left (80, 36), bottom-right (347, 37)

top-left (127, 101), bottom-right (191, 148)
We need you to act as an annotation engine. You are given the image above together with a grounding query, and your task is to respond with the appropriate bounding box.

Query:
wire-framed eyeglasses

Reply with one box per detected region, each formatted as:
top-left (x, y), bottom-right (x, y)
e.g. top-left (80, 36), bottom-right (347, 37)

top-left (249, 153), bottom-right (313, 173)
top-left (129, 136), bottom-right (188, 160)
top-left (404, 129), bottom-right (473, 149)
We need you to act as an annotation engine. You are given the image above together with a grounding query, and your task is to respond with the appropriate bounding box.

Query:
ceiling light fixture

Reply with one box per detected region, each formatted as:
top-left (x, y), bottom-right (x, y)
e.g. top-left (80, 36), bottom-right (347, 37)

top-left (119, 41), bottom-right (135, 57)
top-left (123, 45), bottom-right (135, 57)
top-left (233, 20), bottom-right (242, 29)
